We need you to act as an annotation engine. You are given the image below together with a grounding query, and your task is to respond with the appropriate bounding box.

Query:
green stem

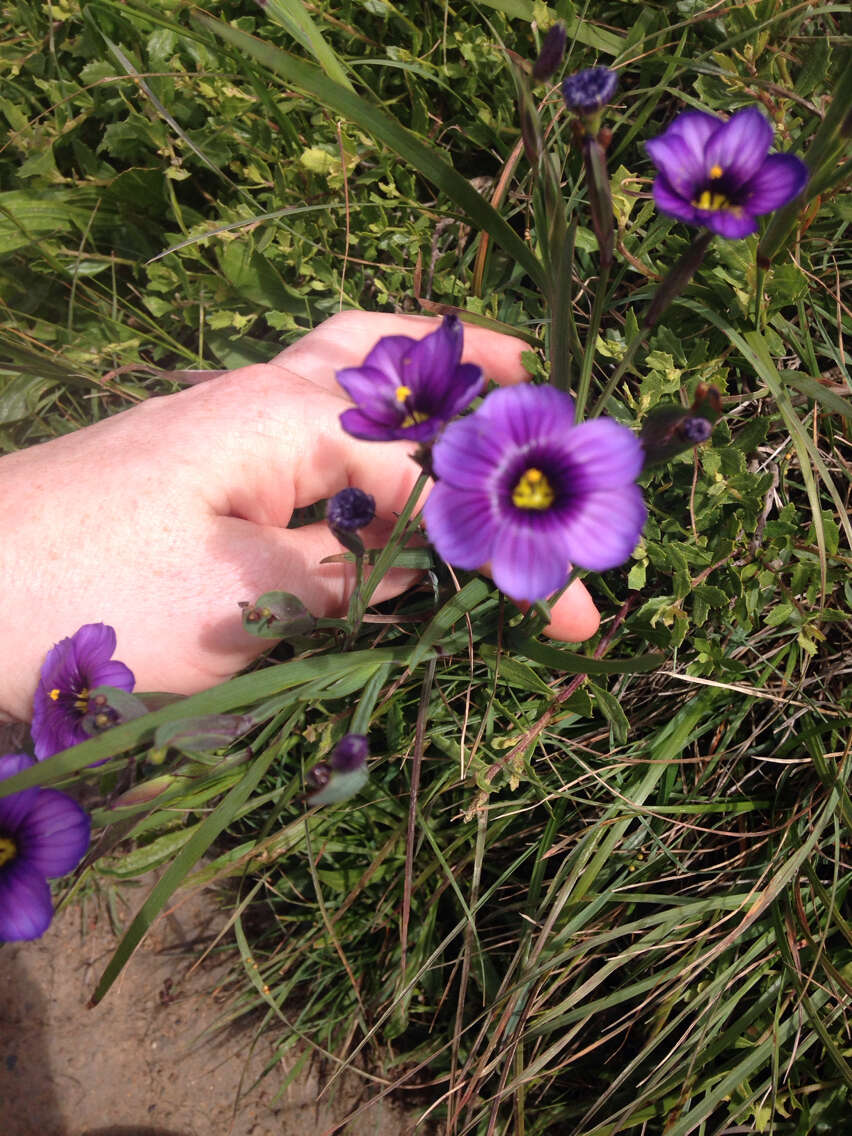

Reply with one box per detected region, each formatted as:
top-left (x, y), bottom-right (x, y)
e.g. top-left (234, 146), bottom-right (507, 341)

top-left (344, 469), bottom-right (429, 643)
top-left (573, 261), bottom-right (611, 421)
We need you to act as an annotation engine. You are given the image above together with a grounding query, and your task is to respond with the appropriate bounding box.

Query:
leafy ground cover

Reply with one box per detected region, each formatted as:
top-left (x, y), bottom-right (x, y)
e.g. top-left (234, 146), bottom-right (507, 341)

top-left (2, 1), bottom-right (851, 1133)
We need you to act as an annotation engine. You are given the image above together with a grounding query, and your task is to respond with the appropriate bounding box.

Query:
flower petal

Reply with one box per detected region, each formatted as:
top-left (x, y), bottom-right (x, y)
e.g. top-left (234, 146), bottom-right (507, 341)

top-left (562, 419), bottom-right (645, 490)
top-left (705, 107), bottom-right (773, 190)
top-left (408, 316), bottom-right (463, 392)
top-left (87, 659), bottom-right (135, 692)
top-left (335, 365), bottom-right (399, 414)
top-left (0, 860), bottom-right (53, 942)
top-left (431, 411), bottom-right (508, 489)
top-left (0, 755), bottom-right (39, 831)
top-left (652, 174), bottom-right (700, 225)
top-left (423, 484), bottom-right (498, 570)
top-left (698, 208), bottom-right (758, 239)
top-left (67, 622), bottom-right (117, 667)
top-left (490, 521), bottom-right (571, 602)
top-left (17, 790), bottom-right (90, 878)
top-left (476, 384), bottom-right (575, 447)
top-left (561, 485), bottom-right (647, 571)
top-left (741, 153), bottom-right (809, 215)
top-left (339, 407), bottom-right (403, 441)
top-left (362, 335), bottom-right (416, 382)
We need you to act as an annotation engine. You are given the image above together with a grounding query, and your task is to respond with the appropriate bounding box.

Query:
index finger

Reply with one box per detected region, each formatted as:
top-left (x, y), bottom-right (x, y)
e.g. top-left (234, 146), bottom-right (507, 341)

top-left (268, 310), bottom-right (531, 393)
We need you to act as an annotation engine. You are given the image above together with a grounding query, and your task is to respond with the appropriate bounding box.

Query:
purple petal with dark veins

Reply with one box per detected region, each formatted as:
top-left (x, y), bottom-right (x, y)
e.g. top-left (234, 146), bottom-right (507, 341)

top-left (562, 419), bottom-right (645, 490)
top-left (0, 755), bottom-right (39, 830)
top-left (0, 859), bottom-right (53, 942)
top-left (705, 107), bottom-right (773, 190)
top-left (423, 484), bottom-right (497, 570)
top-left (431, 410), bottom-right (508, 489)
top-left (742, 152), bottom-right (809, 214)
top-left (17, 790), bottom-right (90, 878)
top-left (652, 174), bottom-right (701, 225)
top-left (699, 208), bottom-right (758, 239)
top-left (335, 365), bottom-right (400, 416)
top-left (476, 384), bottom-right (575, 448)
top-left (560, 484), bottom-right (647, 571)
top-left (490, 521), bottom-right (571, 602)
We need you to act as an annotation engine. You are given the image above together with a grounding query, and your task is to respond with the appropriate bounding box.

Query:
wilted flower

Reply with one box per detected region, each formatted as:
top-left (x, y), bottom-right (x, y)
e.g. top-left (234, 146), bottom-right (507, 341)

top-left (31, 623), bottom-right (135, 760)
top-left (337, 315), bottom-right (483, 443)
top-left (423, 384), bottom-right (646, 602)
top-left (329, 734), bottom-right (369, 773)
top-left (646, 106), bottom-right (809, 239)
top-left (532, 22), bottom-right (567, 82)
top-left (562, 67), bottom-right (618, 115)
top-left (0, 753), bottom-right (90, 941)
top-left (307, 734), bottom-right (369, 806)
top-left (327, 488), bottom-right (376, 533)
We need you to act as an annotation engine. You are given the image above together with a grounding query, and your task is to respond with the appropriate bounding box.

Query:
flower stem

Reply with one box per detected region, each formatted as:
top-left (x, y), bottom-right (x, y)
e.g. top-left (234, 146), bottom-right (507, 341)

top-left (573, 260), bottom-right (610, 421)
top-left (590, 231), bottom-right (713, 417)
top-left (344, 470), bottom-right (430, 645)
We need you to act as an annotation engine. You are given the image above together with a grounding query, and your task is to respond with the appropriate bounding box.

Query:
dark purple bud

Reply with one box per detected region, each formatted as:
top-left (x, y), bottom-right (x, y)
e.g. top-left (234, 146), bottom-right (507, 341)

top-left (330, 734), bottom-right (369, 773)
top-left (679, 417), bottom-right (713, 443)
top-left (562, 67), bottom-right (618, 115)
top-left (240, 591), bottom-right (317, 638)
top-left (532, 23), bottom-right (566, 82)
top-left (307, 762), bottom-right (332, 789)
top-left (327, 488), bottom-right (376, 533)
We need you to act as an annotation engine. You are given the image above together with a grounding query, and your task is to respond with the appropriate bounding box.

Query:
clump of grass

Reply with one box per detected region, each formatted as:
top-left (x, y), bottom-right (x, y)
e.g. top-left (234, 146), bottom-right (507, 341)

top-left (2, 2), bottom-right (850, 1133)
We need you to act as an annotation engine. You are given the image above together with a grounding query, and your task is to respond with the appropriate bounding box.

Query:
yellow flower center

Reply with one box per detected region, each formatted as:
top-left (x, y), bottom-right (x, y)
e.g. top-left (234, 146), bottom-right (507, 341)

top-left (512, 468), bottom-right (555, 510)
top-left (0, 835), bottom-right (17, 868)
top-left (395, 384), bottom-right (413, 403)
top-left (73, 688), bottom-right (90, 713)
top-left (694, 189), bottom-right (730, 211)
top-left (709, 164), bottom-right (723, 179)
top-left (49, 688), bottom-right (61, 701)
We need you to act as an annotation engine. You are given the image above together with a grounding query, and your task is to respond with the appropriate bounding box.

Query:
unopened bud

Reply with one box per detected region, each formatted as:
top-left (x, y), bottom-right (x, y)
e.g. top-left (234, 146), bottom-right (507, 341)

top-left (532, 23), bottom-right (566, 83)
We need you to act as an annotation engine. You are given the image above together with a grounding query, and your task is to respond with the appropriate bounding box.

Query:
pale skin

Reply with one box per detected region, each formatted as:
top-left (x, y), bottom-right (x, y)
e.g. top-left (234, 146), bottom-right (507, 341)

top-left (0, 312), bottom-right (600, 723)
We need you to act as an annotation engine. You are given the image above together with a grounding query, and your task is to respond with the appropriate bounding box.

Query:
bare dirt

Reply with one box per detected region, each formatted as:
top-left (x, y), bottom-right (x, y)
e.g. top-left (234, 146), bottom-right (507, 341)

top-left (0, 881), bottom-right (423, 1136)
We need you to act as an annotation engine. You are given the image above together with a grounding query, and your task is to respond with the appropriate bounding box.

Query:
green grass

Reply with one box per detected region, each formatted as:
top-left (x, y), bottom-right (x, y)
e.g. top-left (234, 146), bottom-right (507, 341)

top-left (2, 1), bottom-right (851, 1132)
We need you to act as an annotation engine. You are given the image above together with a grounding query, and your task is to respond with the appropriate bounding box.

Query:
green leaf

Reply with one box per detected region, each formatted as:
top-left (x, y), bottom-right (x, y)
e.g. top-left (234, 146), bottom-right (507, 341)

top-left (508, 636), bottom-right (663, 675)
top-left (193, 13), bottom-right (545, 291)
top-left (588, 680), bottom-right (629, 745)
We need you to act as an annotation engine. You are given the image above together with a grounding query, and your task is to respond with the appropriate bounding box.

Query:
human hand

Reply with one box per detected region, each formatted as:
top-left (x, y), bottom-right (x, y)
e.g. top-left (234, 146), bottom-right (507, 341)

top-left (0, 312), bottom-right (600, 722)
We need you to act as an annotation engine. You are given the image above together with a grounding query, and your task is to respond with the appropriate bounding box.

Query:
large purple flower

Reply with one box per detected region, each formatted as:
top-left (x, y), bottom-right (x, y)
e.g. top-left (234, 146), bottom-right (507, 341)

top-left (0, 753), bottom-right (90, 941)
top-left (337, 315), bottom-right (483, 443)
top-left (31, 623), bottom-right (135, 760)
top-left (646, 106), bottom-right (808, 239)
top-left (423, 385), bottom-right (646, 602)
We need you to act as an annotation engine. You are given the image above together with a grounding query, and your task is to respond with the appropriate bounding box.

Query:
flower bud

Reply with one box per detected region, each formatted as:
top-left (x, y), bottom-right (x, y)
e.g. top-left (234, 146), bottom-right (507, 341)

top-left (532, 23), bottom-right (566, 82)
top-left (562, 67), bottom-right (618, 116)
top-left (327, 488), bottom-right (376, 533)
top-left (240, 591), bottom-right (317, 638)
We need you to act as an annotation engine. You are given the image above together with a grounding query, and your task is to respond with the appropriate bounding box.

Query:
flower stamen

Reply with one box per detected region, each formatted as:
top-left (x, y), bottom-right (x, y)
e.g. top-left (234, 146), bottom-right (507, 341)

top-left (709, 164), bottom-right (723, 179)
top-left (0, 834), bottom-right (17, 867)
top-left (512, 468), bottom-right (555, 510)
top-left (395, 385), bottom-right (413, 403)
top-left (49, 688), bottom-right (60, 702)
top-left (73, 688), bottom-right (90, 713)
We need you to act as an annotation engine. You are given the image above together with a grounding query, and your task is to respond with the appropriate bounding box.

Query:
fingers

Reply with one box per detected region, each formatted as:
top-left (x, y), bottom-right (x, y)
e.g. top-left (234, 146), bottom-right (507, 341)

top-left (268, 310), bottom-right (531, 392)
top-left (208, 515), bottom-right (423, 649)
top-left (542, 578), bottom-right (601, 642)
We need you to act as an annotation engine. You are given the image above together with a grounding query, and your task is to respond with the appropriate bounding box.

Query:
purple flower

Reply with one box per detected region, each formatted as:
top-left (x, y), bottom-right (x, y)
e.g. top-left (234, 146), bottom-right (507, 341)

top-left (0, 753), bottom-right (90, 941)
top-left (562, 67), bottom-right (618, 114)
top-left (327, 488), bottom-right (376, 532)
top-left (423, 385), bottom-right (646, 602)
top-left (337, 315), bottom-right (483, 443)
top-left (31, 623), bottom-right (135, 760)
top-left (646, 107), bottom-right (809, 239)
top-left (307, 735), bottom-right (369, 806)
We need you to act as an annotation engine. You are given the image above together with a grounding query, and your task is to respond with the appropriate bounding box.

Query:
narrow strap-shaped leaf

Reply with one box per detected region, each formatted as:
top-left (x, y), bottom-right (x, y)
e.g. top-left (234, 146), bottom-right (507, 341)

top-left (407, 579), bottom-right (492, 672)
top-left (89, 719), bottom-right (293, 1005)
top-left (509, 635), bottom-right (662, 675)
